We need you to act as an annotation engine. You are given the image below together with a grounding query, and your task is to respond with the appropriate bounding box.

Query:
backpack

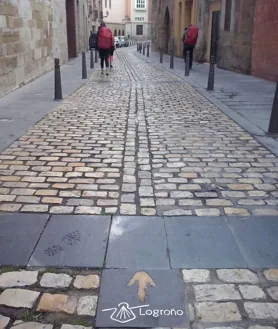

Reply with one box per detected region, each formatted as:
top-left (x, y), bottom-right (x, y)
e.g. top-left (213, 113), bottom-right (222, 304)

top-left (98, 27), bottom-right (112, 49)
top-left (185, 26), bottom-right (199, 46)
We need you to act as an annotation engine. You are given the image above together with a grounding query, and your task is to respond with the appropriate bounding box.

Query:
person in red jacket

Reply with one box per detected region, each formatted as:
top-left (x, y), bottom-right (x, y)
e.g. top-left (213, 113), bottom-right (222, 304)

top-left (96, 22), bottom-right (113, 75)
top-left (182, 24), bottom-right (199, 70)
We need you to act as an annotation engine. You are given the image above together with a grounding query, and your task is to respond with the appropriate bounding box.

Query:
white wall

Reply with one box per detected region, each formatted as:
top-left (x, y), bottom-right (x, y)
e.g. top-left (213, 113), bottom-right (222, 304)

top-left (103, 0), bottom-right (125, 24)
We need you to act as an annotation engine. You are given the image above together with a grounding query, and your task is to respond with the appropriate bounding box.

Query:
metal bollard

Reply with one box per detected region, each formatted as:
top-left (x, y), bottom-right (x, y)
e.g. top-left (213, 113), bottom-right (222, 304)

top-left (137, 43), bottom-right (139, 52)
top-left (140, 43), bottom-right (142, 53)
top-left (143, 43), bottom-right (145, 55)
top-left (90, 48), bottom-right (94, 69)
top-left (82, 52), bottom-right (87, 79)
top-left (207, 55), bottom-right (215, 91)
top-left (268, 82), bottom-right (278, 134)
top-left (54, 58), bottom-right (62, 100)
top-left (160, 48), bottom-right (163, 64)
top-left (170, 38), bottom-right (174, 69)
top-left (95, 49), bottom-right (98, 63)
top-left (147, 44), bottom-right (150, 57)
top-left (185, 51), bottom-right (190, 76)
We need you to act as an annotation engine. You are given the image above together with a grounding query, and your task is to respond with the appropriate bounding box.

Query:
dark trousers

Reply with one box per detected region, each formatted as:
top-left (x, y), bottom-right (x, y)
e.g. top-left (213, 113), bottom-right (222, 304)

top-left (183, 45), bottom-right (194, 69)
top-left (98, 49), bottom-right (109, 69)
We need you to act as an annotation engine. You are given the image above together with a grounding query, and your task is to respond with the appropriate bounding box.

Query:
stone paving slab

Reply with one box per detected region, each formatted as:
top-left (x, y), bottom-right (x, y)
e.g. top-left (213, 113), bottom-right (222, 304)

top-left (165, 216), bottom-right (247, 269)
top-left (96, 269), bottom-right (188, 327)
top-left (0, 213), bottom-right (49, 266)
top-left (105, 216), bottom-right (169, 269)
top-left (227, 216), bottom-right (278, 268)
top-left (28, 215), bottom-right (110, 268)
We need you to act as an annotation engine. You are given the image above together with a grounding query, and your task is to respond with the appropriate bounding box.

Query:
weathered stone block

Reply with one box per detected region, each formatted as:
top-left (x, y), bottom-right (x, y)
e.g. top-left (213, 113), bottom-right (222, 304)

top-left (0, 271), bottom-right (38, 288)
top-left (37, 293), bottom-right (77, 314)
top-left (244, 302), bottom-right (278, 319)
top-left (0, 289), bottom-right (40, 308)
top-left (182, 269), bottom-right (210, 283)
top-left (195, 302), bottom-right (242, 322)
top-left (40, 273), bottom-right (72, 288)
top-left (217, 269), bottom-right (259, 283)
top-left (194, 284), bottom-right (241, 301)
top-left (77, 296), bottom-right (98, 316)
top-left (73, 275), bottom-right (100, 289)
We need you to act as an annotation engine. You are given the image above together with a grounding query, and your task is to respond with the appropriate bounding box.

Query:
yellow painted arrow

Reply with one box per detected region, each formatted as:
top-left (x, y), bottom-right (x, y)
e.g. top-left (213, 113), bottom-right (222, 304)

top-left (127, 271), bottom-right (156, 303)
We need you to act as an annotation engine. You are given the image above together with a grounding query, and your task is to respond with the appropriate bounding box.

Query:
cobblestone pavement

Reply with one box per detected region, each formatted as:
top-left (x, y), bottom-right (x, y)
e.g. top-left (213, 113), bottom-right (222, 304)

top-left (0, 268), bottom-right (277, 328)
top-left (0, 48), bottom-right (278, 216)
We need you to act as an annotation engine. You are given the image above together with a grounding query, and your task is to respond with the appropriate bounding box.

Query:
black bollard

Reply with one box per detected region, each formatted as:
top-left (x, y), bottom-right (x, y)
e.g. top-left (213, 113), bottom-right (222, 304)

top-left (95, 49), bottom-right (98, 63)
top-left (140, 43), bottom-right (142, 53)
top-left (185, 51), bottom-right (190, 76)
top-left (147, 44), bottom-right (150, 57)
top-left (160, 48), bottom-right (163, 64)
top-left (137, 43), bottom-right (139, 52)
top-left (170, 38), bottom-right (174, 69)
top-left (90, 48), bottom-right (94, 69)
top-left (207, 55), bottom-right (215, 91)
top-left (54, 58), bottom-right (62, 100)
top-left (268, 82), bottom-right (278, 134)
top-left (143, 43), bottom-right (145, 55)
top-left (82, 52), bottom-right (87, 79)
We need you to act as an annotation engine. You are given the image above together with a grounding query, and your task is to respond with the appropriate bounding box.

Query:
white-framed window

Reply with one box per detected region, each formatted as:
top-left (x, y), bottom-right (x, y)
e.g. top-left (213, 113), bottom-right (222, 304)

top-left (135, 0), bottom-right (146, 9)
top-left (135, 17), bottom-right (144, 21)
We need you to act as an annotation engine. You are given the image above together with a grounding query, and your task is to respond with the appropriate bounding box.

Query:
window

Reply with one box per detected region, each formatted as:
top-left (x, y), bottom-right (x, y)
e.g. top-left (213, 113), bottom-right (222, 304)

top-left (109, 0), bottom-right (111, 9)
top-left (105, 0), bottom-right (107, 8)
top-left (224, 0), bottom-right (232, 31)
top-left (136, 0), bottom-right (146, 9)
top-left (136, 24), bottom-right (143, 35)
top-left (135, 17), bottom-right (144, 21)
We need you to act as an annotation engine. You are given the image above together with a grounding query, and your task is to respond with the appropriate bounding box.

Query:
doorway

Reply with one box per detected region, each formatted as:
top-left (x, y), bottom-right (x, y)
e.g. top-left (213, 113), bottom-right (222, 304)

top-left (66, 0), bottom-right (77, 58)
top-left (210, 10), bottom-right (220, 62)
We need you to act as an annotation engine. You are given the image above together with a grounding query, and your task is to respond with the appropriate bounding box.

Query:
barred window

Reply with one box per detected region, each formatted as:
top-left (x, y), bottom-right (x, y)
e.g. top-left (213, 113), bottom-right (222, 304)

top-left (135, 17), bottom-right (144, 21)
top-left (136, 0), bottom-right (146, 9)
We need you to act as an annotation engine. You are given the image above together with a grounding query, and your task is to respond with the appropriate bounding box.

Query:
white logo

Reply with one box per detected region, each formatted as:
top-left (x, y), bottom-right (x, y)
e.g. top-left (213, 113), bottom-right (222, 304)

top-left (102, 302), bottom-right (149, 323)
top-left (102, 302), bottom-right (184, 324)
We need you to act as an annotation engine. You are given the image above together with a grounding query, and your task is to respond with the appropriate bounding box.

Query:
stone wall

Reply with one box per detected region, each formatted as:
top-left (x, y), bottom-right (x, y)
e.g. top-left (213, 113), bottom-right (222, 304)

top-left (0, 0), bottom-right (68, 97)
top-left (217, 0), bottom-right (256, 74)
top-left (252, 0), bottom-right (278, 81)
top-left (151, 0), bottom-right (174, 54)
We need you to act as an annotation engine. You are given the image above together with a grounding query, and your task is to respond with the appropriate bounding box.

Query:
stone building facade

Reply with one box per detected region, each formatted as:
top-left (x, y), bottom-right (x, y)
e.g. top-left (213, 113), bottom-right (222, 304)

top-left (151, 0), bottom-right (278, 81)
top-left (252, 0), bottom-right (278, 81)
top-left (0, 0), bottom-right (94, 97)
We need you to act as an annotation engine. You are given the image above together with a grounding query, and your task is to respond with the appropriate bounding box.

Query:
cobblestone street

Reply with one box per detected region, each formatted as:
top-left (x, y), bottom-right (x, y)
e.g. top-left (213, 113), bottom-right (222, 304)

top-left (0, 49), bottom-right (278, 216)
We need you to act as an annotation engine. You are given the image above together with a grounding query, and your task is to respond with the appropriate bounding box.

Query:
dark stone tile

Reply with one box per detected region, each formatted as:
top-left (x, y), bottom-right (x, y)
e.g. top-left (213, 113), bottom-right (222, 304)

top-left (0, 213), bottom-right (49, 266)
top-left (28, 215), bottom-right (110, 268)
top-left (96, 269), bottom-right (188, 328)
top-left (227, 216), bottom-right (278, 268)
top-left (165, 216), bottom-right (247, 268)
top-left (105, 216), bottom-right (169, 269)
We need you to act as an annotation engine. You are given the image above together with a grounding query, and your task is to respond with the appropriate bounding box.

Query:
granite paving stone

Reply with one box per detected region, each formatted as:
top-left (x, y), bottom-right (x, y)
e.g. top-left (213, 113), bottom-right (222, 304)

top-left (28, 215), bottom-right (110, 267)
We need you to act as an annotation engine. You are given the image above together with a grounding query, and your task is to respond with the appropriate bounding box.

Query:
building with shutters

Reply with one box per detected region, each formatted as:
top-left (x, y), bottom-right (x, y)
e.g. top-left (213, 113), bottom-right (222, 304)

top-left (125, 0), bottom-right (152, 40)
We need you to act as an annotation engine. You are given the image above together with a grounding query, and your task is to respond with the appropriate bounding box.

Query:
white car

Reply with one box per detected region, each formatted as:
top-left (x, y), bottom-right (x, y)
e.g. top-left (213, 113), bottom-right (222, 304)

top-left (114, 36), bottom-right (120, 48)
top-left (119, 36), bottom-right (125, 47)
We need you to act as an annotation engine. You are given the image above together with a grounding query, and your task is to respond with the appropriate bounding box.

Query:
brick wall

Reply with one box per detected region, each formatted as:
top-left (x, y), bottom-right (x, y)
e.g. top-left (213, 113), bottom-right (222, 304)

top-left (252, 0), bottom-right (278, 81)
top-left (0, 0), bottom-right (68, 97)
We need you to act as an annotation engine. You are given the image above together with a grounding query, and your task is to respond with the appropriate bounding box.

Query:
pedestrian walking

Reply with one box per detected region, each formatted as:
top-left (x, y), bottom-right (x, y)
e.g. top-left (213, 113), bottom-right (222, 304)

top-left (109, 36), bottom-right (115, 69)
top-left (96, 22), bottom-right (113, 75)
top-left (182, 24), bottom-right (199, 70)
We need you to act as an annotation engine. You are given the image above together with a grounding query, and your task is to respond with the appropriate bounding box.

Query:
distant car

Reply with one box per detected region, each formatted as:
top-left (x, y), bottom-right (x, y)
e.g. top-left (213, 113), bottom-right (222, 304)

top-left (119, 36), bottom-right (126, 47)
top-left (114, 36), bottom-right (120, 48)
top-left (89, 33), bottom-right (97, 49)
